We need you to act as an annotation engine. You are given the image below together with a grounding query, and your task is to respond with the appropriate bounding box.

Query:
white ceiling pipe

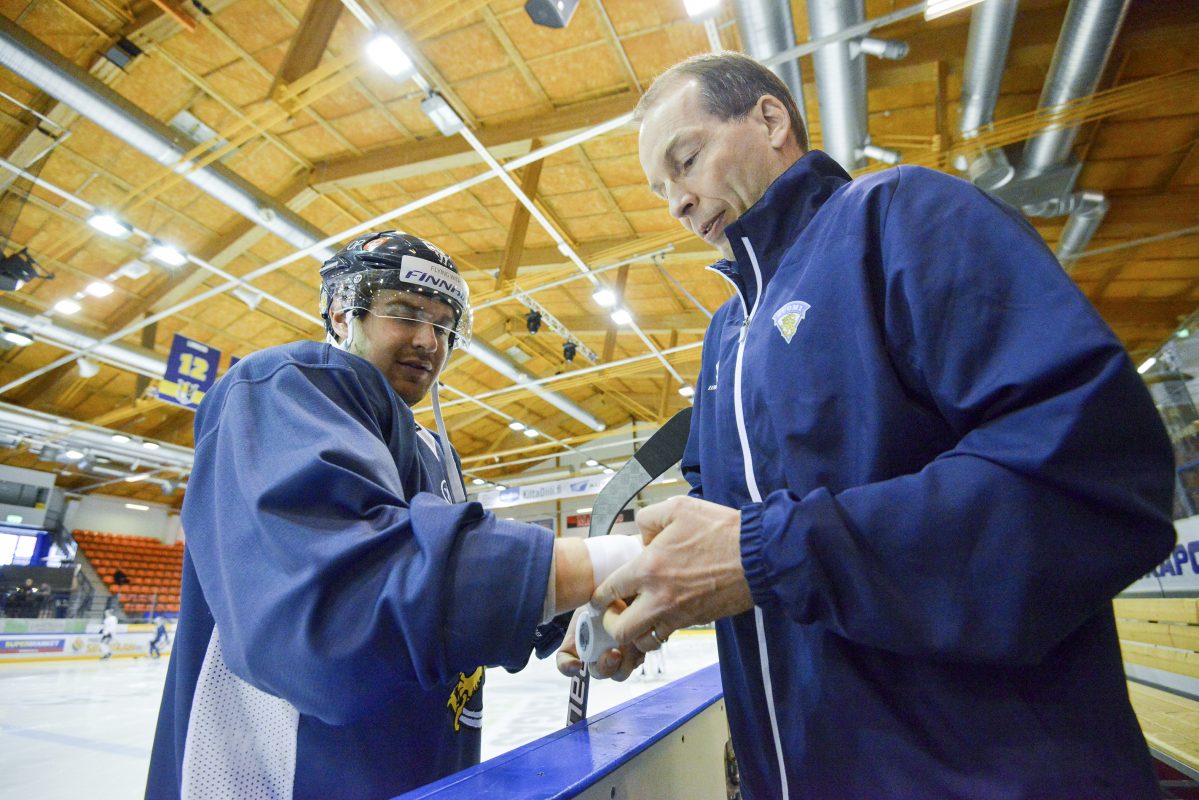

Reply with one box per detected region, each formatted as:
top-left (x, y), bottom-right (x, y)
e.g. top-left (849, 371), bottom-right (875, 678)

top-left (806, 0), bottom-right (870, 172)
top-left (462, 339), bottom-right (606, 431)
top-left (455, 126), bottom-right (685, 386)
top-left (0, 400), bottom-right (192, 469)
top-left (0, 16), bottom-right (335, 262)
top-left (0, 296), bottom-right (166, 377)
top-left (422, 341), bottom-right (705, 413)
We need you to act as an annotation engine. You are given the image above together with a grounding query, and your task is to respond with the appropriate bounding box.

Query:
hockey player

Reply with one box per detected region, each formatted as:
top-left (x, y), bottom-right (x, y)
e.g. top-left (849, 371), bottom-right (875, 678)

top-left (98, 607), bottom-right (117, 660)
top-left (146, 232), bottom-right (632, 799)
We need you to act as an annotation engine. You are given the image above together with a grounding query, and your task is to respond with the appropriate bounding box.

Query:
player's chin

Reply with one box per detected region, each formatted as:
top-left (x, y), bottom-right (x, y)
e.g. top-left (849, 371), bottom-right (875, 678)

top-left (390, 374), bottom-right (433, 405)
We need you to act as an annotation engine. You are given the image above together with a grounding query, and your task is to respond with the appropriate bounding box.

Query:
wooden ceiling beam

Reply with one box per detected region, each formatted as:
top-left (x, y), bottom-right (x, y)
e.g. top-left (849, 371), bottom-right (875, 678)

top-left (1092, 298), bottom-right (1197, 328)
top-left (309, 92), bottom-right (638, 189)
top-left (496, 155), bottom-right (544, 290)
top-left (270, 0), bottom-right (343, 102)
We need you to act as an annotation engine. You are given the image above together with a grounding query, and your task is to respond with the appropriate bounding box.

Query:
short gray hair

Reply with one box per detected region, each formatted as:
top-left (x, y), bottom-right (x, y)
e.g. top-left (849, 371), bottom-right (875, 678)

top-left (635, 51), bottom-right (808, 151)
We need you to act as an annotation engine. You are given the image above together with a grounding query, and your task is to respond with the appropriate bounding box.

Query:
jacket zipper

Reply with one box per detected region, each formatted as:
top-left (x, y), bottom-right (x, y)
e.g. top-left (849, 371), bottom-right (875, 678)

top-left (713, 240), bottom-right (790, 799)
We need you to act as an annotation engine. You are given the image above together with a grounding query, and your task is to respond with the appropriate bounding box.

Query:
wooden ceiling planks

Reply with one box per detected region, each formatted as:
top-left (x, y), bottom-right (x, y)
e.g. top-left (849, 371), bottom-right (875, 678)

top-left (0, 0), bottom-right (1191, 505)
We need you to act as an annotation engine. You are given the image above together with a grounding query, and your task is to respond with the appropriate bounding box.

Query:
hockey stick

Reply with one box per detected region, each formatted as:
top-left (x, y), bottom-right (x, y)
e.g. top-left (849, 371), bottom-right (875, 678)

top-left (566, 406), bottom-right (692, 726)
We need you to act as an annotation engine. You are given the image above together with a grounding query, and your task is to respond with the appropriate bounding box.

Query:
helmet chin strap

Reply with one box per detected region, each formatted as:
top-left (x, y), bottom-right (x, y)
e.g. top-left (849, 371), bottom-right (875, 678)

top-left (430, 380), bottom-right (466, 503)
top-left (329, 311), bottom-right (465, 504)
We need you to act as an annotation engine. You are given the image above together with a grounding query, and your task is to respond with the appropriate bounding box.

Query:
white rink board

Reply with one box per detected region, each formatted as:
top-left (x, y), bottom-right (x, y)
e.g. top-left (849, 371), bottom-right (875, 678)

top-left (1123, 515), bottom-right (1199, 596)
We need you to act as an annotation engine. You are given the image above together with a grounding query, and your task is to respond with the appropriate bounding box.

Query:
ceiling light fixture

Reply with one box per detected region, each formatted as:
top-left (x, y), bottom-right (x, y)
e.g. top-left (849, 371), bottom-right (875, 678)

top-left (610, 308), bottom-right (633, 325)
top-left (87, 213), bottom-right (133, 239)
top-left (1137, 357), bottom-right (1157, 375)
top-left (2, 328), bottom-right (32, 346)
top-left (592, 287), bottom-right (617, 307)
top-left (84, 281), bottom-right (114, 297)
top-left (678, 385), bottom-right (695, 398)
top-left (77, 357), bottom-right (100, 378)
top-left (420, 92), bottom-right (464, 136)
top-left (924, 0), bottom-right (987, 21)
top-left (508, 421), bottom-right (526, 432)
top-left (125, 503), bottom-right (149, 511)
top-left (366, 34), bottom-right (415, 78)
top-left (524, 0), bottom-right (580, 28)
top-left (683, 0), bottom-right (722, 21)
top-left (111, 434), bottom-right (130, 444)
top-left (149, 242), bottom-right (187, 267)
top-left (53, 298), bottom-right (81, 315)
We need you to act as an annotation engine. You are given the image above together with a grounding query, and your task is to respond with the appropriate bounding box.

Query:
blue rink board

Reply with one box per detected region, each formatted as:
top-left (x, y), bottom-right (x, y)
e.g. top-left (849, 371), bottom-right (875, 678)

top-left (395, 663), bottom-right (724, 800)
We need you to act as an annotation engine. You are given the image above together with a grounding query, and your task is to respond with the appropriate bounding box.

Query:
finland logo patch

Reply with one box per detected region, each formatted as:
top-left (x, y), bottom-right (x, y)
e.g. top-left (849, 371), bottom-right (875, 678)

top-left (772, 301), bottom-right (811, 344)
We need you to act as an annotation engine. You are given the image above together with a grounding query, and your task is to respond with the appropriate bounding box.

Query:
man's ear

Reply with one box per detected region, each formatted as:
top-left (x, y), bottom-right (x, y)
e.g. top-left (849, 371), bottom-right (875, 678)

top-left (758, 95), bottom-right (793, 151)
top-left (329, 303), bottom-right (350, 342)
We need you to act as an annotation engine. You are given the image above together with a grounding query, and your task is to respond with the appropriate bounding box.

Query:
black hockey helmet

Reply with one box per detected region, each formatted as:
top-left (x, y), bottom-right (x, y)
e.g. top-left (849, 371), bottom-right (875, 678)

top-left (318, 231), bottom-right (472, 348)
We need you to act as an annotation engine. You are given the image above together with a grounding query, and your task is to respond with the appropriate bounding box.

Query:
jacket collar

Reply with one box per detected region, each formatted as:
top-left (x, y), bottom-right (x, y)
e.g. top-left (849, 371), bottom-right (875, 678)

top-left (708, 150), bottom-right (852, 315)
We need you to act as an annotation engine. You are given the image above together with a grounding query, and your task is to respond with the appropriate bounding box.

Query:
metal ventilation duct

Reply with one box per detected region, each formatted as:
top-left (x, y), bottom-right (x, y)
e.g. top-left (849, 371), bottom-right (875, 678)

top-left (0, 296), bottom-right (165, 377)
top-left (0, 16), bottom-right (334, 261)
top-left (734, 0), bottom-right (807, 128)
top-left (806, 0), bottom-right (868, 171)
top-left (1055, 191), bottom-right (1109, 270)
top-left (955, 0), bottom-right (1018, 190)
top-left (1022, 0), bottom-right (1130, 175)
top-left (988, 0), bottom-right (1130, 217)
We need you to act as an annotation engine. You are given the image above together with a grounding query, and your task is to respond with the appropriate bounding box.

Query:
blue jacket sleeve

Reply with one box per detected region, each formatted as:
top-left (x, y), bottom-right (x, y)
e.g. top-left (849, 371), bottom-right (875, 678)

top-left (741, 168), bottom-right (1176, 665)
top-left (183, 358), bottom-right (554, 725)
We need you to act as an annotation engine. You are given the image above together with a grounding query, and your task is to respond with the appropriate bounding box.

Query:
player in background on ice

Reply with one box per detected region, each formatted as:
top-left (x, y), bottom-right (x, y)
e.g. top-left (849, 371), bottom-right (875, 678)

top-left (149, 617), bottom-right (169, 659)
top-left (146, 231), bottom-right (640, 800)
top-left (98, 607), bottom-right (117, 660)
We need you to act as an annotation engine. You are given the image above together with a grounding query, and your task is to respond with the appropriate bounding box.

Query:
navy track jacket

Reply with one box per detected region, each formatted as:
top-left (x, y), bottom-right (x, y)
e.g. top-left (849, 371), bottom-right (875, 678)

top-left (146, 342), bottom-right (554, 800)
top-left (689, 151), bottom-right (1177, 799)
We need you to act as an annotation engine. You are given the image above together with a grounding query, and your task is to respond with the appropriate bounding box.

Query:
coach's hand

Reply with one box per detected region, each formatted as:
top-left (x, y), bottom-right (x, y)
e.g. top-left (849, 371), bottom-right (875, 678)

top-left (592, 496), bottom-right (752, 648)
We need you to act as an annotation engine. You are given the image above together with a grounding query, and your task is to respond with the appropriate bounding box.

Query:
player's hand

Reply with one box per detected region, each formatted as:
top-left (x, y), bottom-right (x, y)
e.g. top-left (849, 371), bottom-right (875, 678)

top-left (555, 602), bottom-right (644, 682)
top-left (593, 496), bottom-right (752, 647)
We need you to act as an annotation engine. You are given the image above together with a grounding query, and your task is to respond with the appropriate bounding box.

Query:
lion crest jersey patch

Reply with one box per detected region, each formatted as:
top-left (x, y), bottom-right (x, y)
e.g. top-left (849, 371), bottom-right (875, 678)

top-left (772, 301), bottom-right (811, 344)
top-left (447, 667), bottom-right (484, 731)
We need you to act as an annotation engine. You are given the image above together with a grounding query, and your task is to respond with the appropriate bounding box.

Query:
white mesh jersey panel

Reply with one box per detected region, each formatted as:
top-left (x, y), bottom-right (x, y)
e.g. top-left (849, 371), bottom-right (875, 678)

top-left (182, 627), bottom-right (299, 800)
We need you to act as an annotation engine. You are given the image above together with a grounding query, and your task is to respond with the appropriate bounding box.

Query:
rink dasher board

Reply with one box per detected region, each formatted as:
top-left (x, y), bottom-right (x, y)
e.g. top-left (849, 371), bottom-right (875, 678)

top-left (397, 663), bottom-right (728, 800)
top-left (0, 626), bottom-right (171, 662)
top-left (1123, 515), bottom-right (1199, 597)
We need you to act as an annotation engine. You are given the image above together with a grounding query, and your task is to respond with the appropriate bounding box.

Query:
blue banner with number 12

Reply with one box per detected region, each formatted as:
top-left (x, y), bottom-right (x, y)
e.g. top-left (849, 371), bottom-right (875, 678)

top-left (156, 333), bottom-right (221, 411)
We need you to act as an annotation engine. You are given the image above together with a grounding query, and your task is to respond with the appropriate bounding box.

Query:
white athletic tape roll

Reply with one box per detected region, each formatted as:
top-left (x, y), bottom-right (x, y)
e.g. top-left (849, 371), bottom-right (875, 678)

top-left (583, 534), bottom-right (644, 587)
top-left (576, 603), bottom-right (618, 664)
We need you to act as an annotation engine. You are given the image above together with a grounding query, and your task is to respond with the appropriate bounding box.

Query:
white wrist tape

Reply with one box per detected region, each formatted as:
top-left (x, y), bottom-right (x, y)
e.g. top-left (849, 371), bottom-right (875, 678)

top-left (576, 603), bottom-right (618, 663)
top-left (583, 534), bottom-right (644, 587)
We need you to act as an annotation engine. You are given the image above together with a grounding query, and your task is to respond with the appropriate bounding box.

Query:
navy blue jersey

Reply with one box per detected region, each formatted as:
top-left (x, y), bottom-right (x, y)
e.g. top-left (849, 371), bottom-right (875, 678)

top-left (686, 152), bottom-right (1176, 799)
top-left (146, 341), bottom-right (553, 799)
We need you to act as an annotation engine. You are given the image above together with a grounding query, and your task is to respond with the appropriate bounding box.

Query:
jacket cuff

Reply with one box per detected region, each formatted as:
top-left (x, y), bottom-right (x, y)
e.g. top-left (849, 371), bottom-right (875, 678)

top-left (740, 502), bottom-right (777, 607)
